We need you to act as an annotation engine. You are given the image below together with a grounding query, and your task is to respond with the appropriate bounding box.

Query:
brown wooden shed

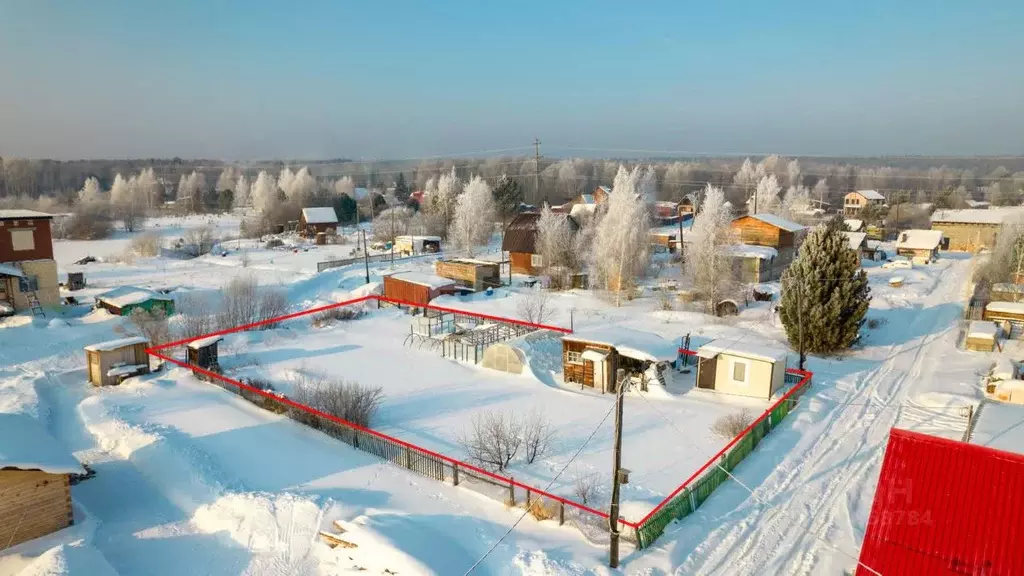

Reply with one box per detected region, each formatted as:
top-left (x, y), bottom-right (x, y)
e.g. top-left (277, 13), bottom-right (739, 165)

top-left (84, 336), bottom-right (151, 387)
top-left (562, 327), bottom-right (679, 393)
top-left (434, 258), bottom-right (501, 291)
top-left (187, 335), bottom-right (223, 378)
top-left (501, 212), bottom-right (579, 276)
top-left (299, 207), bottom-right (339, 238)
top-left (0, 414), bottom-right (84, 549)
top-left (965, 321), bottom-right (1000, 352)
top-left (383, 272), bottom-right (457, 307)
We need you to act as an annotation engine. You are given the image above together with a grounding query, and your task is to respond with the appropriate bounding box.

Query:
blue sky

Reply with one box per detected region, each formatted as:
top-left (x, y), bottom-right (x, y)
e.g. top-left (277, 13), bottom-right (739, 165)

top-left (1, 0), bottom-right (1022, 160)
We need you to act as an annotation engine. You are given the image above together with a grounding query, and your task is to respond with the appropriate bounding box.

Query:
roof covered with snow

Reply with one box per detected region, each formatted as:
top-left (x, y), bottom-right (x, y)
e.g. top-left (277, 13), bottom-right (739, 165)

top-left (971, 402), bottom-right (1024, 455)
top-left (967, 321), bottom-right (999, 339)
top-left (842, 231), bottom-right (868, 250)
top-left (0, 413), bottom-right (85, 474)
top-left (930, 207), bottom-right (1023, 225)
top-left (0, 209), bottom-right (54, 220)
top-left (992, 283), bottom-right (1024, 294)
top-left (0, 263), bottom-right (25, 278)
top-left (563, 326), bottom-right (679, 362)
top-left (84, 336), bottom-right (150, 352)
top-left (726, 244), bottom-right (778, 260)
top-left (858, 428), bottom-right (1024, 575)
top-left (301, 207), bottom-right (338, 224)
top-left (187, 335), bottom-right (224, 350)
top-left (966, 200), bottom-right (991, 209)
top-left (96, 286), bottom-right (172, 308)
top-left (843, 219), bottom-right (864, 231)
top-left (852, 189), bottom-right (885, 201)
top-left (742, 213), bottom-right (806, 232)
top-left (696, 341), bottom-right (789, 363)
top-left (986, 301), bottom-right (1024, 315)
top-left (388, 272), bottom-right (456, 289)
top-left (894, 229), bottom-right (944, 251)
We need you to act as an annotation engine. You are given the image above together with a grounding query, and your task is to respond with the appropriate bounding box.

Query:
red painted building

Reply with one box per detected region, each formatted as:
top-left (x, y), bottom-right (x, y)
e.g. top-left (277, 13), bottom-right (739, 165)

top-left (857, 428), bottom-right (1024, 575)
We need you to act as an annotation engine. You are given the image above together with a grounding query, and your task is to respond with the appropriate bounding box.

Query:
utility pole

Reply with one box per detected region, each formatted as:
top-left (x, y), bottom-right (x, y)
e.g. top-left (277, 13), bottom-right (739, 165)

top-left (361, 229), bottom-right (370, 284)
top-left (390, 206), bottom-right (395, 264)
top-left (609, 369), bottom-right (626, 569)
top-left (533, 138), bottom-right (542, 207)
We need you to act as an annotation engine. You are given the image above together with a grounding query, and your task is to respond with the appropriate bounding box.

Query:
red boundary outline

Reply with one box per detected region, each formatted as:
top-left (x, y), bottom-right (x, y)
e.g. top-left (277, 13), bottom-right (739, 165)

top-left (146, 294), bottom-right (812, 531)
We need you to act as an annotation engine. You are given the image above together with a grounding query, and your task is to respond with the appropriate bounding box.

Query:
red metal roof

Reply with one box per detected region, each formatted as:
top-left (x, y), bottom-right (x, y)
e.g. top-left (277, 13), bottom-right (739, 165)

top-left (857, 428), bottom-right (1024, 576)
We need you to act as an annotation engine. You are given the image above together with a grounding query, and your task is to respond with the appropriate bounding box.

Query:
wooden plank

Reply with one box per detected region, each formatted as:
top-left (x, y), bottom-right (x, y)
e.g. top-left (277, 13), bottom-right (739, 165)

top-left (318, 530), bottom-right (357, 549)
top-left (332, 520), bottom-right (347, 534)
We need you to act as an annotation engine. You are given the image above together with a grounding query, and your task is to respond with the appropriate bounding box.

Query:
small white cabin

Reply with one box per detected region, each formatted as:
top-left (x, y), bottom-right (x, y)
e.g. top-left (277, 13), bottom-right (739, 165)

top-left (695, 342), bottom-right (789, 400)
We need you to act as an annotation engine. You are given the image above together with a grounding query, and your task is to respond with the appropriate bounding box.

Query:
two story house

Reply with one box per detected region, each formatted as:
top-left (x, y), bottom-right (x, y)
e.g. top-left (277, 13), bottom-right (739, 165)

top-left (843, 190), bottom-right (886, 217)
top-left (729, 213), bottom-right (808, 281)
top-left (0, 210), bottom-right (60, 315)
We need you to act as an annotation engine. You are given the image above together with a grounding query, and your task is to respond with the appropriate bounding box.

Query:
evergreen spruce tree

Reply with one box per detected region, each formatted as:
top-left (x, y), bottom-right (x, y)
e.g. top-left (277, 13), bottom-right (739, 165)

top-left (779, 216), bottom-right (871, 355)
top-left (394, 173), bottom-right (411, 203)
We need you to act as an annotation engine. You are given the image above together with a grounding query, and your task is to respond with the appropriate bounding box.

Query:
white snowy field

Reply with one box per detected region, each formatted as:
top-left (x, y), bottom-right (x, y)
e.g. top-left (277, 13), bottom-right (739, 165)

top-left (2, 214), bottom-right (1015, 575)
top-left (190, 308), bottom-right (771, 520)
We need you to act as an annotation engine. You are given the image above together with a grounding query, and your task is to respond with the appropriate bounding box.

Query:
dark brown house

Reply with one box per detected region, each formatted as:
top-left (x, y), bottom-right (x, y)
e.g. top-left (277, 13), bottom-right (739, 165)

top-left (501, 212), bottom-right (579, 276)
top-left (299, 207), bottom-right (339, 238)
top-left (0, 210), bottom-right (60, 314)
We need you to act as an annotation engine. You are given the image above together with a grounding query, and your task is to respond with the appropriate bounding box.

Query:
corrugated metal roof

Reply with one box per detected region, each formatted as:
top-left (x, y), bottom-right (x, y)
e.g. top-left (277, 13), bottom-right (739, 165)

top-left (857, 428), bottom-right (1024, 576)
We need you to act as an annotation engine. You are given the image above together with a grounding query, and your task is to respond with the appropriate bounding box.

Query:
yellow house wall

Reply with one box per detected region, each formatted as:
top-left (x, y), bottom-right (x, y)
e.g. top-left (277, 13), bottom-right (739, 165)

top-left (711, 353), bottom-right (783, 399)
top-left (9, 259), bottom-right (60, 310)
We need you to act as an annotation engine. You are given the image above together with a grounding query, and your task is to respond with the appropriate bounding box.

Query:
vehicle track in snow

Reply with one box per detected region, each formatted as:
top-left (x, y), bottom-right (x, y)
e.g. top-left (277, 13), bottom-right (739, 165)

top-left (674, 257), bottom-right (971, 576)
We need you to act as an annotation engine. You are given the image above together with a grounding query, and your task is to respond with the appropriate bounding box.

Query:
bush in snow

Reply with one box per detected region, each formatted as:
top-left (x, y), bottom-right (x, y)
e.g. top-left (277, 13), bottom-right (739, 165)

top-left (778, 216), bottom-right (870, 355)
top-left (571, 469), bottom-right (602, 506)
top-left (176, 294), bottom-right (216, 341)
top-left (179, 224), bottom-right (217, 258)
top-left (310, 306), bottom-right (365, 328)
top-left (459, 410), bottom-right (523, 472)
top-left (130, 233), bottom-right (161, 257)
top-left (218, 276), bottom-right (288, 331)
top-left (711, 409), bottom-right (754, 440)
top-left (290, 374), bottom-right (384, 428)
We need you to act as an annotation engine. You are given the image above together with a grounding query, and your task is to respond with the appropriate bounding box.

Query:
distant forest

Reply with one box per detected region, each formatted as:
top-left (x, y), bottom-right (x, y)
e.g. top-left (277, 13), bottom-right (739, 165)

top-left (2, 154), bottom-right (1023, 211)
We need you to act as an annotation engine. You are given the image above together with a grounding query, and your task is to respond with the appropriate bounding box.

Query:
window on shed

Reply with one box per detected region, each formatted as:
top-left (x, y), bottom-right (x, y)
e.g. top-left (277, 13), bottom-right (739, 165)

top-left (732, 360), bottom-right (747, 383)
top-left (566, 351), bottom-right (582, 365)
top-left (531, 254), bottom-right (544, 267)
top-left (10, 229), bottom-right (35, 251)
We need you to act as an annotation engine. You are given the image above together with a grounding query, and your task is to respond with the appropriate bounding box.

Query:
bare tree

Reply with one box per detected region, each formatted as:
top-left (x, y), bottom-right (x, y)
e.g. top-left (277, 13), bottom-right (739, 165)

top-left (291, 373), bottom-right (384, 428)
top-left (517, 286), bottom-right (554, 325)
top-left (572, 469), bottom-right (601, 506)
top-left (523, 411), bottom-right (555, 464)
top-left (129, 308), bottom-right (170, 346)
top-left (459, 411), bottom-right (523, 471)
top-left (177, 294), bottom-right (215, 340)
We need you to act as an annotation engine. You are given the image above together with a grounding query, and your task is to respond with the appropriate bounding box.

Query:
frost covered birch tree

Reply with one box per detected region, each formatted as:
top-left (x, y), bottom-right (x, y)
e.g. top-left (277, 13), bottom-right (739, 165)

top-left (251, 170), bottom-right (278, 215)
top-left (277, 168), bottom-right (295, 200)
top-left (334, 176), bottom-right (355, 198)
top-left (780, 185), bottom-right (811, 221)
top-left (592, 166), bottom-right (650, 306)
top-left (216, 167), bottom-right (237, 191)
top-left (434, 167), bottom-right (462, 236)
top-left (448, 175), bottom-right (495, 256)
top-left (285, 167), bottom-right (316, 206)
top-left (109, 173), bottom-right (130, 205)
top-left (536, 205), bottom-right (578, 287)
top-left (686, 184), bottom-right (738, 314)
top-left (752, 174), bottom-right (782, 214)
top-left (77, 177), bottom-right (103, 205)
top-left (135, 168), bottom-right (160, 207)
top-left (233, 174), bottom-right (250, 210)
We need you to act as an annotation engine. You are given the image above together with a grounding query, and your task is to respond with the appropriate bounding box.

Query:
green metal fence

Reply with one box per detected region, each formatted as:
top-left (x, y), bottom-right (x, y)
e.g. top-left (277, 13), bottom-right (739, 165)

top-left (635, 370), bottom-right (811, 548)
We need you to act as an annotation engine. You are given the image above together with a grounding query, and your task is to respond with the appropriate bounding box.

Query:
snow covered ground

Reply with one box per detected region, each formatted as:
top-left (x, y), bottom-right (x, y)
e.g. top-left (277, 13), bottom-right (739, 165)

top-left (1, 216), bottom-right (1014, 575)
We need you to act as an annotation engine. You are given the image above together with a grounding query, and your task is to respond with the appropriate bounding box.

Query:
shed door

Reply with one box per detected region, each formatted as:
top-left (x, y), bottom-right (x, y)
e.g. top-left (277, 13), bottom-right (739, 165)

top-left (697, 357), bottom-right (717, 389)
top-left (592, 359), bottom-right (606, 392)
top-left (89, 355), bottom-right (102, 384)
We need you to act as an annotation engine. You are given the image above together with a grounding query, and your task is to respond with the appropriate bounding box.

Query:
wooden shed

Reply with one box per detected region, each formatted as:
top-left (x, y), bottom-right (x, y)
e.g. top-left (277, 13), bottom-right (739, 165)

top-left (695, 342), bottom-right (789, 400)
top-left (434, 259), bottom-right (501, 291)
top-left (730, 214), bottom-right (806, 270)
top-left (983, 301), bottom-right (1024, 337)
top-left (990, 283), bottom-right (1024, 303)
top-left (394, 235), bottom-right (441, 256)
top-left (84, 336), bottom-right (151, 387)
top-left (187, 335), bottom-right (223, 377)
top-left (383, 272), bottom-right (457, 307)
top-left (562, 327), bottom-right (679, 393)
top-left (0, 413), bottom-right (84, 549)
top-left (965, 321), bottom-right (1000, 352)
top-left (95, 286), bottom-right (175, 317)
top-left (66, 272), bottom-right (86, 291)
top-left (894, 229), bottom-right (944, 263)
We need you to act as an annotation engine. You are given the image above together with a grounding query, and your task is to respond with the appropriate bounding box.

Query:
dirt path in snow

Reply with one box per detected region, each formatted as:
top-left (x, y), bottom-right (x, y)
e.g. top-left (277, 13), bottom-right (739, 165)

top-left (665, 257), bottom-right (973, 576)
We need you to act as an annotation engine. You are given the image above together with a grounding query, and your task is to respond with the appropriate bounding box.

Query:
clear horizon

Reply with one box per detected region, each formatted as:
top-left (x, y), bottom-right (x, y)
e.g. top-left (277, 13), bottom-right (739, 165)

top-left (2, 0), bottom-right (1022, 160)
